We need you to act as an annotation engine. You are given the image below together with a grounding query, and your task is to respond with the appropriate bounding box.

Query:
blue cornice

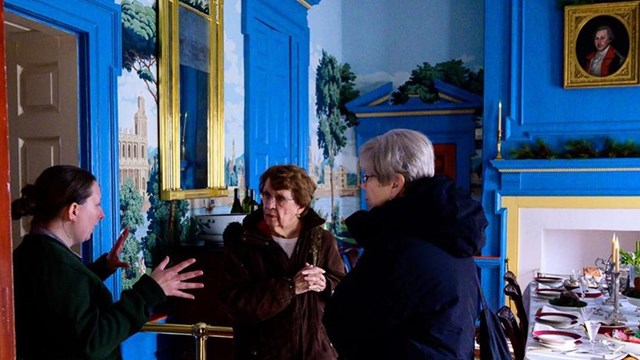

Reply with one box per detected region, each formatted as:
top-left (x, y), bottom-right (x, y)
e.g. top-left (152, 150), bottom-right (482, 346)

top-left (491, 158), bottom-right (640, 196)
top-left (346, 80), bottom-right (482, 117)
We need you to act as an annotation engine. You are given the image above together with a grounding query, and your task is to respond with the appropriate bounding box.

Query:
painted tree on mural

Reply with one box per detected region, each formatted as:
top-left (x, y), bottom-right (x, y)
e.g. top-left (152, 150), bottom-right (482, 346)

top-left (181, 0), bottom-right (209, 14)
top-left (390, 59), bottom-right (483, 105)
top-left (144, 154), bottom-right (191, 265)
top-left (119, 178), bottom-right (146, 288)
top-left (316, 50), bottom-right (359, 225)
top-left (121, 0), bottom-right (158, 103)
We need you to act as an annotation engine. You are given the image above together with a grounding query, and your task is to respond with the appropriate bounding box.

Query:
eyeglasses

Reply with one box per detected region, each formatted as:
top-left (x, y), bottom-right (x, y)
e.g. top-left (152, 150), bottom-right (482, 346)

top-left (260, 191), bottom-right (294, 206)
top-left (362, 174), bottom-right (377, 184)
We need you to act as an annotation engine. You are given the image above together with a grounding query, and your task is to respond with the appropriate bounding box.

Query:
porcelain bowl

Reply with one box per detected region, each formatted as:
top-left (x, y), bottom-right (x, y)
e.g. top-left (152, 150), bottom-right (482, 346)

top-left (627, 296), bottom-right (640, 308)
top-left (196, 214), bottom-right (246, 243)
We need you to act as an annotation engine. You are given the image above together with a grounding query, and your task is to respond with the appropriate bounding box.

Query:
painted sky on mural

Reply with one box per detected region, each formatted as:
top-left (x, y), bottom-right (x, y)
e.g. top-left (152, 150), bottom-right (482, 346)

top-left (117, 0), bottom-right (245, 156)
top-left (223, 0), bottom-right (245, 157)
top-left (116, 0), bottom-right (157, 148)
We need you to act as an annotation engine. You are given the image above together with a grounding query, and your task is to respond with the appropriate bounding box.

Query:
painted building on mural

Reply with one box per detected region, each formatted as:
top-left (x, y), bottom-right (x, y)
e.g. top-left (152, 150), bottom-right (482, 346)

top-left (119, 96), bottom-right (150, 201)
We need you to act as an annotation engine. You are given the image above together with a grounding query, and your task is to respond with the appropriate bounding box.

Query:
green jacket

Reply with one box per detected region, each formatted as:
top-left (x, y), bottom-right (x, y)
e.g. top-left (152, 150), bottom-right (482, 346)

top-left (13, 233), bottom-right (166, 360)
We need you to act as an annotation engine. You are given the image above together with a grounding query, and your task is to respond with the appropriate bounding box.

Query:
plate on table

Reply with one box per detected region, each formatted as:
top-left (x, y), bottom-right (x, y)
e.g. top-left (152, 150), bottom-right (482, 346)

top-left (603, 333), bottom-right (640, 355)
top-left (548, 303), bottom-right (587, 312)
top-left (533, 330), bottom-right (582, 350)
top-left (536, 339), bottom-right (578, 351)
top-left (535, 276), bottom-right (564, 286)
top-left (574, 288), bottom-right (603, 299)
top-left (535, 312), bottom-right (579, 328)
top-left (548, 298), bottom-right (588, 312)
top-left (535, 288), bottom-right (563, 299)
top-left (627, 296), bottom-right (640, 308)
top-left (598, 323), bottom-right (628, 334)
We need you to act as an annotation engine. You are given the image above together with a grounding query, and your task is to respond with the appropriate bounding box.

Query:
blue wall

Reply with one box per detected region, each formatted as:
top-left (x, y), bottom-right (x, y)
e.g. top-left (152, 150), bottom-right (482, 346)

top-left (485, 0), bottom-right (640, 155)
top-left (482, 0), bottom-right (640, 308)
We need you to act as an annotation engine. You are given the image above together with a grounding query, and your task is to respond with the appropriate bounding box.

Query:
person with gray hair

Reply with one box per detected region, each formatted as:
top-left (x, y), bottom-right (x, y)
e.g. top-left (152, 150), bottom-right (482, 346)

top-left (324, 129), bottom-right (487, 359)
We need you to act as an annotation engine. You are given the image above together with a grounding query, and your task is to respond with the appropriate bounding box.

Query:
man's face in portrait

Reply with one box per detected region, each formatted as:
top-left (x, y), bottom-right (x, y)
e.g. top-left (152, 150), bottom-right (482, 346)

top-left (594, 29), bottom-right (611, 51)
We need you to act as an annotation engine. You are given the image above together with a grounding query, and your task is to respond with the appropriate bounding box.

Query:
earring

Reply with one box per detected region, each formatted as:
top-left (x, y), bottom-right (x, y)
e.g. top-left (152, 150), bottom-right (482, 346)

top-left (295, 213), bottom-right (301, 219)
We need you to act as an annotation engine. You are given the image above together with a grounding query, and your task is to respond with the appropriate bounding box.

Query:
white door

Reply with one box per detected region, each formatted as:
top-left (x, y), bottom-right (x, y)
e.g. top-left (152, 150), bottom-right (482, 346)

top-left (5, 14), bottom-right (79, 251)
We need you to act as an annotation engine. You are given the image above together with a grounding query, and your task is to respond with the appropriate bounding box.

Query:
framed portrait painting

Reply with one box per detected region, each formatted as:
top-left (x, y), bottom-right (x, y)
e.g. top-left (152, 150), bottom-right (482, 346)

top-left (564, 1), bottom-right (640, 88)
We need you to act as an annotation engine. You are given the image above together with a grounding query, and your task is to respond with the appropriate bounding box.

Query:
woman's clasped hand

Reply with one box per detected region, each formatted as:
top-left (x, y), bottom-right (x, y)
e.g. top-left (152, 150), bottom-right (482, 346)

top-left (294, 262), bottom-right (327, 294)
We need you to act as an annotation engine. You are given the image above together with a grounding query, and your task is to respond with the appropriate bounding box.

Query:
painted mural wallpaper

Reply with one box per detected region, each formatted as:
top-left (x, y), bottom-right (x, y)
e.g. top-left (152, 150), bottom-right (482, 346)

top-left (116, 0), bottom-right (484, 287)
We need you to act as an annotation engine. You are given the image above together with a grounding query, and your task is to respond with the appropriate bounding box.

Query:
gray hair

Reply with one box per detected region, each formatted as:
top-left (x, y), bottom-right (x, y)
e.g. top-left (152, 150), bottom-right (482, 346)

top-left (359, 129), bottom-right (435, 185)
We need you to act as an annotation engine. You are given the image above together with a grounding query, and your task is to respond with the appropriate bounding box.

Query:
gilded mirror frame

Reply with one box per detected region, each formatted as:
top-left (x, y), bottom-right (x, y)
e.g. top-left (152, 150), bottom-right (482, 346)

top-left (158, 0), bottom-right (226, 200)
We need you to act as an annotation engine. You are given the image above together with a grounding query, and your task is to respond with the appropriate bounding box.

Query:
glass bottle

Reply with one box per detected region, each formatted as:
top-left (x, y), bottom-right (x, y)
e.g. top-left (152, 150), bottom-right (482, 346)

top-left (248, 189), bottom-right (258, 213)
top-left (241, 187), bottom-right (251, 213)
top-left (231, 188), bottom-right (243, 213)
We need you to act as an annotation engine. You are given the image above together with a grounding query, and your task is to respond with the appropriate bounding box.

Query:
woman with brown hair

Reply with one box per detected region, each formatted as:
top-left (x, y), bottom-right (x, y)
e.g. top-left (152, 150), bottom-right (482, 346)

top-left (12, 165), bottom-right (204, 359)
top-left (220, 164), bottom-right (345, 359)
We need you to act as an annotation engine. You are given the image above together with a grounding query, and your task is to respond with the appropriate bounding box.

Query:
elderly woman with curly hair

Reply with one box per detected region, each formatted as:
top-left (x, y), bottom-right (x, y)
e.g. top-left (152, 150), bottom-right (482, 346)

top-left (220, 165), bottom-right (345, 360)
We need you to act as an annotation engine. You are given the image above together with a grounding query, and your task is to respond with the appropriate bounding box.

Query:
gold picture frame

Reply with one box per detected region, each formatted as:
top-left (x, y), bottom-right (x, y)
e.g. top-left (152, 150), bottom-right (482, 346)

top-left (564, 1), bottom-right (640, 88)
top-left (158, 0), bottom-right (226, 200)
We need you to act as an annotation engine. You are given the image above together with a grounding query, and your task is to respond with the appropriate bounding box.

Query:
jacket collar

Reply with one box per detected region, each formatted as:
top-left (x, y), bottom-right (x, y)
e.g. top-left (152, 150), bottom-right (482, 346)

top-left (346, 176), bottom-right (487, 257)
top-left (241, 207), bottom-right (326, 245)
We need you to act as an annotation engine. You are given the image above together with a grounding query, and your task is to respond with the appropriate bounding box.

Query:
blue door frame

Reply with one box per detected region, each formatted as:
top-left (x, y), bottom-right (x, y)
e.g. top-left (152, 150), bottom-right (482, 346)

top-left (5, 0), bottom-right (122, 293)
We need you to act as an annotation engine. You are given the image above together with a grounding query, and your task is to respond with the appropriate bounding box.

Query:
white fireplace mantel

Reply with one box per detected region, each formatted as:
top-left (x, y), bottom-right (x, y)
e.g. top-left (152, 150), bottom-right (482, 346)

top-left (501, 197), bottom-right (640, 287)
top-left (492, 159), bottom-right (640, 303)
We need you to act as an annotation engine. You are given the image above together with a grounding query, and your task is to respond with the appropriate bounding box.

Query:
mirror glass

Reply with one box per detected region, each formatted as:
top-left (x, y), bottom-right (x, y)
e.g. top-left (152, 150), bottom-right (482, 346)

top-left (159, 0), bottom-right (225, 200)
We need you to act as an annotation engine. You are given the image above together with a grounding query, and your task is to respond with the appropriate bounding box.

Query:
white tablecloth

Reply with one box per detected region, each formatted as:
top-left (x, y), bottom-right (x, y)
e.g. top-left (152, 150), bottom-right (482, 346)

top-left (524, 282), bottom-right (640, 360)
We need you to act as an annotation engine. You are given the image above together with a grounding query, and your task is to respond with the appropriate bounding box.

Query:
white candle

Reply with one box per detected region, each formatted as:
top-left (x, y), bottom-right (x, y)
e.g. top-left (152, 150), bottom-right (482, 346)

top-left (614, 233), bottom-right (620, 272)
top-left (612, 234), bottom-right (617, 269)
top-left (498, 101), bottom-right (502, 139)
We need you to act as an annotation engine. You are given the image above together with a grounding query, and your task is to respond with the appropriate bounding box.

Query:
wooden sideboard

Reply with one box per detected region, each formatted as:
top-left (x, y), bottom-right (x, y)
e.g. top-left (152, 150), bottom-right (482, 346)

top-left (156, 241), bottom-right (233, 360)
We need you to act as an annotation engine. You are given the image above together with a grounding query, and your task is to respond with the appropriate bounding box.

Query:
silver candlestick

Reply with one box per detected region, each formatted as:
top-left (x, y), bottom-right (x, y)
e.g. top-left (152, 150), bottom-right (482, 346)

top-left (607, 271), bottom-right (627, 323)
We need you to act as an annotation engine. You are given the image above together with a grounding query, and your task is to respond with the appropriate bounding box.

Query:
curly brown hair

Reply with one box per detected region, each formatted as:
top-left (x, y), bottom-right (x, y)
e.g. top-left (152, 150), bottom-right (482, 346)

top-left (258, 165), bottom-right (316, 208)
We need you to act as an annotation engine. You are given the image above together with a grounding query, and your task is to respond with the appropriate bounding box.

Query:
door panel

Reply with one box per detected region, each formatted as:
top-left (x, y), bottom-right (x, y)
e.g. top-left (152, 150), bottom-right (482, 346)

top-left (5, 15), bottom-right (78, 250)
top-left (247, 20), bottom-right (291, 189)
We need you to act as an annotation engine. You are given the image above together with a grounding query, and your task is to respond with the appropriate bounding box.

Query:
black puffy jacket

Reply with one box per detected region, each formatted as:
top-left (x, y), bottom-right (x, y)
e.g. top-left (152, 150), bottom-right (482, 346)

top-left (324, 176), bottom-right (487, 359)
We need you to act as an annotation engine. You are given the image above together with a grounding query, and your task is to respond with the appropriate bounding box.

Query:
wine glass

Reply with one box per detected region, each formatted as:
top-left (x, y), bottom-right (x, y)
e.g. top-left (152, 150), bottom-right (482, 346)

top-left (578, 275), bottom-right (589, 298)
top-left (584, 320), bottom-right (601, 351)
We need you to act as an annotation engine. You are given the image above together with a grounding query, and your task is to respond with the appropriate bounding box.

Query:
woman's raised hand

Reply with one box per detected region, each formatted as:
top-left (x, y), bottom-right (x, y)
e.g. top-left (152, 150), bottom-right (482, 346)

top-left (150, 257), bottom-right (204, 299)
top-left (106, 226), bottom-right (131, 271)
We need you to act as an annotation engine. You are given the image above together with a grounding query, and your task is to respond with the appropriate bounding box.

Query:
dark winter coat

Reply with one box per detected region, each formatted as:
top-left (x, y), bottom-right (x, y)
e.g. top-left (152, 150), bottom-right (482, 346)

top-left (13, 233), bottom-right (166, 360)
top-left (220, 208), bottom-right (346, 360)
top-left (323, 176), bottom-right (487, 360)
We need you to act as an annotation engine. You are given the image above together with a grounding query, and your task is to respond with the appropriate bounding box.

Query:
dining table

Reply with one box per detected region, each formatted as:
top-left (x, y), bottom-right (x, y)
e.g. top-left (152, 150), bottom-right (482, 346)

top-left (524, 279), bottom-right (640, 360)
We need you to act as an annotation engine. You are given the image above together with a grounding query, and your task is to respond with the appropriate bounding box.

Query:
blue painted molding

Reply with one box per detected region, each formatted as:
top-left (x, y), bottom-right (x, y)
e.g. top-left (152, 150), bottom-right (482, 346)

top-left (346, 80), bottom-right (481, 114)
top-left (5, 0), bottom-right (122, 293)
top-left (492, 158), bottom-right (640, 196)
top-left (475, 257), bottom-right (504, 311)
top-left (346, 82), bottom-right (393, 108)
